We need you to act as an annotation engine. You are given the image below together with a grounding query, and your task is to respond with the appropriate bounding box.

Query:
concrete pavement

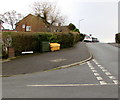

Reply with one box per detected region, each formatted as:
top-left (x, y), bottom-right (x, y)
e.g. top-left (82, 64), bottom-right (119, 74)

top-left (2, 42), bottom-right (91, 76)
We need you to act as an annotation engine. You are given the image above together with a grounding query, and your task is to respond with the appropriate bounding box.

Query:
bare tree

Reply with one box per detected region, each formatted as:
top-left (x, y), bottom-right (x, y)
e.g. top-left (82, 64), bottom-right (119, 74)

top-left (31, 2), bottom-right (66, 26)
top-left (0, 10), bottom-right (23, 30)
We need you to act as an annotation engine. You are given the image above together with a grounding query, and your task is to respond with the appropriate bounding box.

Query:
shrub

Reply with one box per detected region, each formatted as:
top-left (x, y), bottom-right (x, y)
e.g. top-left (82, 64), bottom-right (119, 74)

top-left (79, 33), bottom-right (85, 41)
top-left (115, 33), bottom-right (120, 43)
top-left (2, 32), bottom-right (82, 58)
top-left (73, 28), bottom-right (80, 33)
top-left (55, 32), bottom-right (74, 48)
top-left (68, 23), bottom-right (76, 31)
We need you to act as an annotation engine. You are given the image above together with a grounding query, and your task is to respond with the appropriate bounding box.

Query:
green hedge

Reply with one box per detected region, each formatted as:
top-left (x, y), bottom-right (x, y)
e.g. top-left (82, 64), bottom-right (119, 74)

top-left (2, 32), bottom-right (84, 58)
top-left (115, 33), bottom-right (120, 43)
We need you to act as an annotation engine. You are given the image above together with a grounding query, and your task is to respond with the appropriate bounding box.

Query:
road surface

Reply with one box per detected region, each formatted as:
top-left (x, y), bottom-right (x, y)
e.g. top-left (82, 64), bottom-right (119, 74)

top-left (2, 43), bottom-right (118, 98)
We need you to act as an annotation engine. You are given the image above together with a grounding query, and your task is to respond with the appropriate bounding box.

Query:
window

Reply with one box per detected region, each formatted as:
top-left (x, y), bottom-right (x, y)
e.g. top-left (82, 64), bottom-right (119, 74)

top-left (22, 24), bottom-right (25, 28)
top-left (26, 26), bottom-right (31, 31)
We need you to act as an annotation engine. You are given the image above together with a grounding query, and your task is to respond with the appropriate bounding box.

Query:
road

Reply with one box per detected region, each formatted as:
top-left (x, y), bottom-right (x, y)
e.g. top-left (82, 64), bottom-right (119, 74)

top-left (2, 43), bottom-right (118, 98)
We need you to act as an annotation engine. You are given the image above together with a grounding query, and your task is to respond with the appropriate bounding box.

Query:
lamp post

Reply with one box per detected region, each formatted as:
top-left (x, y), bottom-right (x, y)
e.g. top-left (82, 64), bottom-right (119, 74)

top-left (79, 19), bottom-right (84, 31)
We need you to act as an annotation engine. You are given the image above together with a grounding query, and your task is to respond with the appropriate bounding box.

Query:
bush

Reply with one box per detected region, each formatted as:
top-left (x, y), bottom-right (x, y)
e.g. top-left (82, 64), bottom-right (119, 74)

top-left (115, 33), bottom-right (120, 43)
top-left (2, 32), bottom-right (82, 58)
top-left (79, 33), bottom-right (85, 41)
top-left (55, 32), bottom-right (74, 48)
top-left (68, 23), bottom-right (76, 31)
top-left (73, 28), bottom-right (80, 33)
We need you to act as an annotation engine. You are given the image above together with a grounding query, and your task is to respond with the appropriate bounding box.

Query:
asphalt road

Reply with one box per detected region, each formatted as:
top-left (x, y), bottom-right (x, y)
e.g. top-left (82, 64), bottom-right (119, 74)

top-left (2, 43), bottom-right (118, 98)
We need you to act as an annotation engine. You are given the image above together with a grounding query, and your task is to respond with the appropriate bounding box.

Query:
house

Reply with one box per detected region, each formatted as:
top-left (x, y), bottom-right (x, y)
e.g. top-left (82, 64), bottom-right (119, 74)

top-left (0, 20), bottom-right (4, 30)
top-left (15, 14), bottom-right (70, 32)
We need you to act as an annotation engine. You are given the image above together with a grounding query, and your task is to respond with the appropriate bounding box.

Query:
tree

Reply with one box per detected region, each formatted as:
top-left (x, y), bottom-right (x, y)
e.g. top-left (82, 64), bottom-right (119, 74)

top-left (0, 10), bottom-right (23, 30)
top-left (31, 1), bottom-right (66, 25)
top-left (68, 23), bottom-right (76, 30)
top-left (73, 28), bottom-right (80, 33)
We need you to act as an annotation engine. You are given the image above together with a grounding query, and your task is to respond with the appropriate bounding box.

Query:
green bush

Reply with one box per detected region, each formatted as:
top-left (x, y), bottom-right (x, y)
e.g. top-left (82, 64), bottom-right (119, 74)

top-left (68, 23), bottom-right (76, 31)
top-left (2, 32), bottom-right (82, 58)
top-left (79, 33), bottom-right (85, 41)
top-left (73, 28), bottom-right (80, 33)
top-left (115, 33), bottom-right (120, 43)
top-left (55, 32), bottom-right (74, 48)
top-left (12, 33), bottom-right (38, 56)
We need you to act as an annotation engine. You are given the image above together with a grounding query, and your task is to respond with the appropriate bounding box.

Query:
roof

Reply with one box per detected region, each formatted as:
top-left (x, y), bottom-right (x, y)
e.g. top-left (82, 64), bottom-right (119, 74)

top-left (15, 14), bottom-right (50, 26)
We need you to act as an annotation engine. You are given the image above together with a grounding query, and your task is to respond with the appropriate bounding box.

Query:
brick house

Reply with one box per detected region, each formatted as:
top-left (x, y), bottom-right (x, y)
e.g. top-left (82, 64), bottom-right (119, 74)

top-left (15, 14), bottom-right (70, 32)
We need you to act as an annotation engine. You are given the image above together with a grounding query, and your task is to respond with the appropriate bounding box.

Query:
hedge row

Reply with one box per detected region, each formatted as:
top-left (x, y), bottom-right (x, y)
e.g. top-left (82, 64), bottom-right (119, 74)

top-left (115, 33), bottom-right (120, 43)
top-left (2, 32), bottom-right (84, 58)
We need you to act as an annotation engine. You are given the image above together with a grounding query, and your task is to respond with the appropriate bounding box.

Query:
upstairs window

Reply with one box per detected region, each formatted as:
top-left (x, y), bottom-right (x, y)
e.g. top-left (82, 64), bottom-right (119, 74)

top-left (26, 26), bottom-right (31, 31)
top-left (22, 24), bottom-right (25, 28)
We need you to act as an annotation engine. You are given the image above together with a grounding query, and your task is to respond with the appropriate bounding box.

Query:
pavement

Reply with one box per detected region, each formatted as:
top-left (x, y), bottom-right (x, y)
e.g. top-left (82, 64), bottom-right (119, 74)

top-left (2, 42), bottom-right (91, 76)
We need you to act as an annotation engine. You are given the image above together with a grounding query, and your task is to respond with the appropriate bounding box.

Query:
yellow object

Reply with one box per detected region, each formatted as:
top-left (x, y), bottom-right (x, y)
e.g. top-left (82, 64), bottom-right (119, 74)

top-left (50, 43), bottom-right (60, 51)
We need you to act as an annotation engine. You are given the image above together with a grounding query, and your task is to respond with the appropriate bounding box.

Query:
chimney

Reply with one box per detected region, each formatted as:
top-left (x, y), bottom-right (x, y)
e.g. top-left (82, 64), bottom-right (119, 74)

top-left (58, 23), bottom-right (61, 26)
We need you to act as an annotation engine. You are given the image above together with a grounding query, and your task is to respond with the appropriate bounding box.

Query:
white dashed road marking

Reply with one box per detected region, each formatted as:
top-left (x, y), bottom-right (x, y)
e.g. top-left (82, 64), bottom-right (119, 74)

top-left (92, 59), bottom-right (118, 85)
top-left (99, 67), bottom-right (104, 69)
top-left (96, 77), bottom-right (103, 81)
top-left (91, 70), bottom-right (97, 72)
top-left (99, 81), bottom-right (107, 85)
top-left (87, 61), bottom-right (107, 85)
top-left (90, 67), bottom-right (95, 70)
top-left (102, 69), bottom-right (108, 72)
top-left (98, 65), bottom-right (102, 67)
top-left (105, 72), bottom-right (112, 76)
top-left (94, 73), bottom-right (99, 76)
top-left (113, 80), bottom-right (118, 84)
top-left (108, 76), bottom-right (116, 80)
top-left (93, 59), bottom-right (99, 65)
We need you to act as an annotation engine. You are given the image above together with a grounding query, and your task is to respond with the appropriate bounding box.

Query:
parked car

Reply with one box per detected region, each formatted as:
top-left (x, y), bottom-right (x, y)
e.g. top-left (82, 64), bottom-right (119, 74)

top-left (83, 34), bottom-right (92, 42)
top-left (92, 37), bottom-right (99, 42)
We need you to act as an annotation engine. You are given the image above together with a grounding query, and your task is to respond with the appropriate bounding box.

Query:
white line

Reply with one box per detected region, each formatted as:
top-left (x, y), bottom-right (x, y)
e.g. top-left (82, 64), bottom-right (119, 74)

top-left (99, 67), bottom-right (104, 69)
top-left (113, 80), bottom-right (118, 84)
top-left (96, 77), bottom-right (103, 80)
top-left (94, 73), bottom-right (99, 76)
top-left (102, 69), bottom-right (108, 72)
top-left (98, 65), bottom-right (102, 67)
top-left (105, 72), bottom-right (112, 76)
top-left (91, 70), bottom-right (97, 72)
top-left (92, 60), bottom-right (118, 85)
top-left (90, 67), bottom-right (95, 70)
top-left (26, 83), bottom-right (116, 87)
top-left (87, 61), bottom-right (107, 84)
top-left (108, 76), bottom-right (116, 80)
top-left (88, 66), bottom-right (92, 68)
top-left (93, 59), bottom-right (99, 65)
top-left (87, 62), bottom-right (91, 66)
top-left (87, 62), bottom-right (94, 70)
top-left (99, 81), bottom-right (107, 85)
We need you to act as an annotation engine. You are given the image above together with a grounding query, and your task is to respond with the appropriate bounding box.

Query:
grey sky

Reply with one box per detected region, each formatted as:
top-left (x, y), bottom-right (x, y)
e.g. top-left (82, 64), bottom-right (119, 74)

top-left (0, 0), bottom-right (119, 42)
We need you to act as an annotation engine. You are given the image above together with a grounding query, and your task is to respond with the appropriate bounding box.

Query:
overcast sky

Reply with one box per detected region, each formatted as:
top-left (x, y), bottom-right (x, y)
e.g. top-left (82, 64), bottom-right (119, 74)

top-left (0, 0), bottom-right (119, 43)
